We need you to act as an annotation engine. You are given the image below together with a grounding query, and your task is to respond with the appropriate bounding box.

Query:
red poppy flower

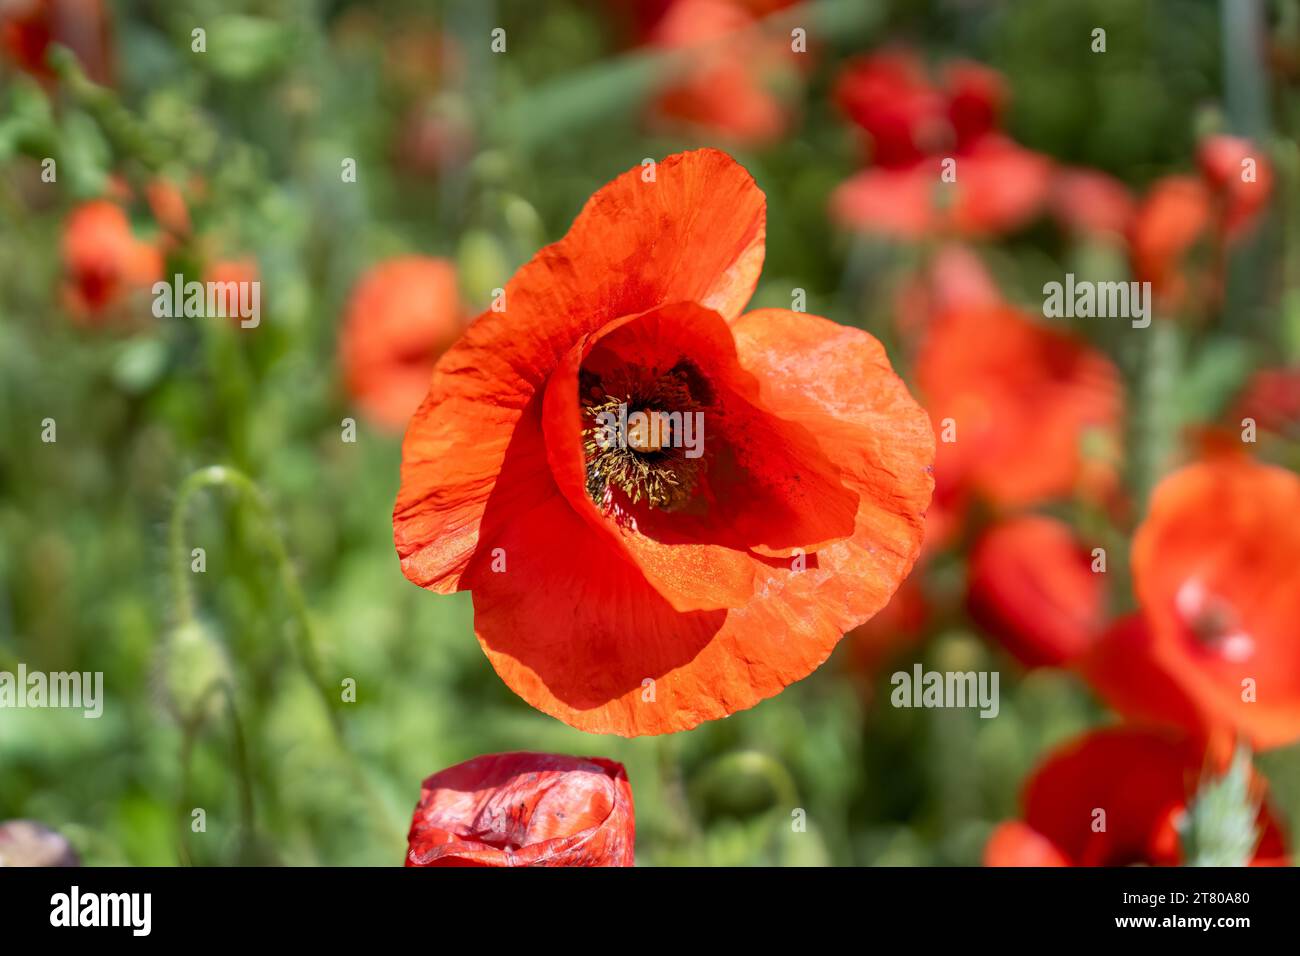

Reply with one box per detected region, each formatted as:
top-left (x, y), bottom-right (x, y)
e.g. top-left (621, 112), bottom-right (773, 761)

top-left (204, 257), bottom-right (259, 326)
top-left (893, 242), bottom-right (1001, 343)
top-left (406, 752), bottom-right (634, 867)
top-left (144, 177), bottom-right (192, 241)
top-left (393, 149), bottom-right (934, 736)
top-left (1127, 174), bottom-right (1212, 305)
top-left (60, 199), bottom-right (163, 324)
top-left (985, 727), bottom-right (1288, 866)
top-left (967, 515), bottom-right (1106, 668)
top-left (647, 0), bottom-right (803, 145)
top-left (1234, 367), bottom-right (1300, 439)
top-left (1, 0), bottom-right (111, 84)
top-left (831, 51), bottom-right (1052, 239)
top-left (339, 256), bottom-right (466, 432)
top-left (1198, 134), bottom-right (1273, 238)
top-left (916, 305), bottom-right (1122, 510)
top-left (1129, 137), bottom-right (1272, 311)
top-left (1084, 459), bottom-right (1300, 751)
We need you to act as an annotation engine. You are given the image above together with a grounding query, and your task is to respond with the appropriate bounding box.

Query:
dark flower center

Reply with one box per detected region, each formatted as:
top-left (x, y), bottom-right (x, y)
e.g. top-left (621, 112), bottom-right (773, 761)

top-left (580, 360), bottom-right (710, 514)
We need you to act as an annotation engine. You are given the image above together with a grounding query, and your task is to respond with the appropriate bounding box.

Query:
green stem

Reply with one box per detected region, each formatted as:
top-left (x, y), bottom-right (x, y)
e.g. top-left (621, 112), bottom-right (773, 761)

top-left (167, 465), bottom-right (404, 849)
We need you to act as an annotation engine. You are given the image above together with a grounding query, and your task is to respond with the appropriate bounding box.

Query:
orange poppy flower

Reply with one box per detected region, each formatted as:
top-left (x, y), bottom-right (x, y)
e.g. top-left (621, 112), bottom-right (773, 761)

top-left (916, 305), bottom-right (1122, 510)
top-left (144, 177), bottom-right (192, 240)
top-left (406, 753), bottom-right (634, 867)
top-left (967, 514), bottom-right (1106, 668)
top-left (339, 256), bottom-right (466, 432)
top-left (393, 149), bottom-right (934, 736)
top-left (1, 0), bottom-right (112, 84)
top-left (204, 257), bottom-right (259, 326)
top-left (647, 0), bottom-right (803, 145)
top-left (831, 51), bottom-right (1053, 239)
top-left (1085, 459), bottom-right (1300, 751)
top-left (1127, 174), bottom-right (1213, 305)
top-left (1198, 134), bottom-right (1273, 239)
top-left (985, 727), bottom-right (1288, 866)
top-left (1129, 136), bottom-right (1272, 311)
top-left (893, 242), bottom-right (1002, 345)
top-left (60, 199), bottom-right (163, 324)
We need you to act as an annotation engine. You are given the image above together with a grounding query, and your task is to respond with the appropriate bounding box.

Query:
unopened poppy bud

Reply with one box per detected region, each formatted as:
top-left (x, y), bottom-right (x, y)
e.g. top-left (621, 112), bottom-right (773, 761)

top-left (162, 619), bottom-right (231, 723)
top-left (406, 752), bottom-right (634, 867)
top-left (455, 228), bottom-right (510, 311)
top-left (691, 750), bottom-right (797, 822)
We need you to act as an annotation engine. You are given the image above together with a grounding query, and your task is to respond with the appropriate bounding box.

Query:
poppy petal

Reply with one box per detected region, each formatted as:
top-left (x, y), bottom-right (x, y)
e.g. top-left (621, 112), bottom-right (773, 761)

top-left (468, 311), bottom-right (932, 735)
top-left (395, 149), bottom-right (766, 593)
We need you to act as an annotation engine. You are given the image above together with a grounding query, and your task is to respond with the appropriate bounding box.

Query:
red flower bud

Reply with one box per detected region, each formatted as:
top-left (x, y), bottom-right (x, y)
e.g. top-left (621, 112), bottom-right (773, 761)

top-left (406, 752), bottom-right (635, 867)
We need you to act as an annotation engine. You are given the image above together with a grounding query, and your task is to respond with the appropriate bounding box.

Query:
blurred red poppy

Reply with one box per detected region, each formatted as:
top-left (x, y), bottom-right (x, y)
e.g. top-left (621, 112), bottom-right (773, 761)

top-left (406, 752), bottom-right (634, 867)
top-left (393, 149), bottom-right (934, 735)
top-left (0, 0), bottom-right (111, 84)
top-left (1127, 174), bottom-right (1212, 306)
top-left (985, 727), bottom-right (1288, 866)
top-left (1085, 459), bottom-right (1300, 751)
top-left (204, 257), bottom-right (259, 326)
top-left (967, 514), bottom-right (1106, 668)
top-left (60, 199), bottom-right (162, 324)
top-left (1048, 167), bottom-right (1136, 240)
top-left (916, 305), bottom-right (1122, 510)
top-left (1234, 367), bottom-right (1300, 439)
top-left (339, 256), bottom-right (466, 432)
top-left (1128, 136), bottom-right (1272, 311)
top-left (893, 242), bottom-right (1001, 343)
top-left (144, 177), bottom-right (192, 241)
top-left (831, 51), bottom-right (1052, 239)
top-left (1198, 134), bottom-right (1273, 238)
top-left (647, 0), bottom-right (803, 145)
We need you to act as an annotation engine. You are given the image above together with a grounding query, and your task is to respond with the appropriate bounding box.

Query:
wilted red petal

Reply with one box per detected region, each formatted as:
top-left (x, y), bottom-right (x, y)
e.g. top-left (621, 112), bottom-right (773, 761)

top-left (406, 752), bottom-right (634, 867)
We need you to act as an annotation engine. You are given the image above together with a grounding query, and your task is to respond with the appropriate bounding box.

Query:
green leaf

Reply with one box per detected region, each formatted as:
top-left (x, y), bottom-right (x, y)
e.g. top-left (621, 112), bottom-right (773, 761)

top-left (1179, 744), bottom-right (1262, 867)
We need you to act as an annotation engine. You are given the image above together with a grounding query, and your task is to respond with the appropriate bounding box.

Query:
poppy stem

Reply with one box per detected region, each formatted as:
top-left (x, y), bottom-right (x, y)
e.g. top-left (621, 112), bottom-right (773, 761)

top-left (167, 465), bottom-right (405, 850)
top-left (1123, 319), bottom-right (1181, 516)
